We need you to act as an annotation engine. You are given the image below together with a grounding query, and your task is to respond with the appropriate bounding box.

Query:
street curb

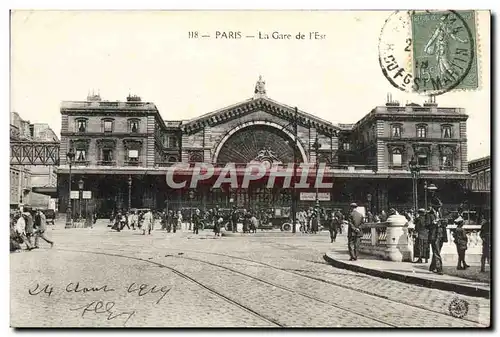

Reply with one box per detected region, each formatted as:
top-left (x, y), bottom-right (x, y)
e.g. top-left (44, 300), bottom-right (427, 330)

top-left (323, 253), bottom-right (490, 299)
top-left (222, 231), bottom-right (330, 238)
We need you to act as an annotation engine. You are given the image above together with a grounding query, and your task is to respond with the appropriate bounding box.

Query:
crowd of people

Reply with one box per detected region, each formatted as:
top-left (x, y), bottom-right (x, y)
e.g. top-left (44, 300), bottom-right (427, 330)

top-left (10, 207), bottom-right (55, 252)
top-left (12, 201), bottom-right (490, 275)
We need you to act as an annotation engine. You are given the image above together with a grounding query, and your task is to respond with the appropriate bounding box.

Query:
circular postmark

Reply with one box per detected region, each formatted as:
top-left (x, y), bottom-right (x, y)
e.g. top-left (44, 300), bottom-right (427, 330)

top-left (378, 10), bottom-right (476, 96)
top-left (448, 297), bottom-right (469, 319)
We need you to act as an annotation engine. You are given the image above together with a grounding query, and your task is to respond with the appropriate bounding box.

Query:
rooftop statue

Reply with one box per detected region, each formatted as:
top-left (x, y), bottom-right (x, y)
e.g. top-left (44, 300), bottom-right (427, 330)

top-left (254, 75), bottom-right (266, 96)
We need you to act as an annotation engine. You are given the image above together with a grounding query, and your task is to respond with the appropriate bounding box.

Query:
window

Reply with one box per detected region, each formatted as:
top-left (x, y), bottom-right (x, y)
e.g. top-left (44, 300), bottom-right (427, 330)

top-left (391, 124), bottom-right (402, 138)
top-left (128, 119), bottom-right (140, 133)
top-left (128, 150), bottom-right (139, 162)
top-left (440, 146), bottom-right (454, 169)
top-left (76, 119), bottom-right (87, 133)
top-left (417, 153), bottom-right (428, 167)
top-left (391, 148), bottom-right (402, 166)
top-left (441, 154), bottom-right (453, 168)
top-left (168, 136), bottom-right (178, 148)
top-left (342, 142), bottom-right (351, 151)
top-left (102, 149), bottom-right (113, 162)
top-left (102, 119), bottom-right (114, 133)
top-left (416, 125), bottom-right (427, 138)
top-left (76, 149), bottom-right (87, 162)
top-left (441, 125), bottom-right (452, 138)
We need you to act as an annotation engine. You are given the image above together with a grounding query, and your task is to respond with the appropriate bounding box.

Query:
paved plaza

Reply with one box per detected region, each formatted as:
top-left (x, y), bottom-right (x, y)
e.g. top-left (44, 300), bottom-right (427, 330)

top-left (11, 221), bottom-right (490, 328)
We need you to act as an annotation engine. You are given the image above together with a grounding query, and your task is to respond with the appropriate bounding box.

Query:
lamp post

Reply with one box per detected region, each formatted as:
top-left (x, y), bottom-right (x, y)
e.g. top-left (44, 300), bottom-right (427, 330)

top-left (312, 135), bottom-right (321, 209)
top-left (189, 190), bottom-right (195, 231)
top-left (409, 156), bottom-right (420, 213)
top-left (128, 175), bottom-right (132, 212)
top-left (65, 148), bottom-right (75, 228)
top-left (291, 107), bottom-right (299, 234)
top-left (78, 178), bottom-right (84, 220)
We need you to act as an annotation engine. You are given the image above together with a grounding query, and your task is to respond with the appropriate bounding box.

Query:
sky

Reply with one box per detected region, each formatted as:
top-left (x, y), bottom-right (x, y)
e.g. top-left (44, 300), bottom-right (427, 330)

top-left (10, 10), bottom-right (490, 160)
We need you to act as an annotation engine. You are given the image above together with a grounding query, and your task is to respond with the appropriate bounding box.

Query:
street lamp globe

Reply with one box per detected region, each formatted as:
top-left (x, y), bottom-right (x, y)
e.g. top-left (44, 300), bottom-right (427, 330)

top-left (427, 183), bottom-right (438, 192)
top-left (78, 178), bottom-right (84, 190)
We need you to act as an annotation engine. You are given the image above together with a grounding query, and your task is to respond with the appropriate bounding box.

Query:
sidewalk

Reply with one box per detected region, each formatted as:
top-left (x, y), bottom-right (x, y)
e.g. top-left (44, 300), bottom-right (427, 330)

top-left (222, 230), bottom-right (331, 237)
top-left (324, 249), bottom-right (490, 299)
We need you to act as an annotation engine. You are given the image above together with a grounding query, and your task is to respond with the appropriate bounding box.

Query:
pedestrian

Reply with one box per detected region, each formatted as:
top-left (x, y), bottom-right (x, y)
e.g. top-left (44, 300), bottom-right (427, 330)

top-left (15, 211), bottom-right (33, 250)
top-left (335, 210), bottom-right (344, 234)
top-left (111, 211), bottom-right (121, 232)
top-left (347, 203), bottom-right (363, 261)
top-left (231, 206), bottom-right (239, 233)
top-left (176, 211), bottom-right (183, 232)
top-left (311, 209), bottom-right (319, 234)
top-left (166, 210), bottom-right (173, 232)
top-left (427, 203), bottom-right (445, 275)
top-left (453, 215), bottom-right (469, 270)
top-left (250, 213), bottom-right (258, 233)
top-left (192, 209), bottom-right (201, 235)
top-left (242, 210), bottom-right (250, 233)
top-left (128, 211), bottom-right (136, 230)
top-left (480, 217), bottom-right (490, 272)
top-left (328, 211), bottom-right (340, 243)
top-left (33, 209), bottom-right (54, 249)
top-left (413, 208), bottom-right (429, 263)
top-left (10, 218), bottom-right (22, 252)
top-left (142, 209), bottom-right (153, 235)
top-left (23, 208), bottom-right (35, 247)
top-left (121, 211), bottom-right (130, 230)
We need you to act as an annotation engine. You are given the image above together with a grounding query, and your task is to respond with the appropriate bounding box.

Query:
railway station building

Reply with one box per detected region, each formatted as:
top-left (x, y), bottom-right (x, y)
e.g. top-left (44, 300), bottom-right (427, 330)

top-left (56, 78), bottom-right (470, 218)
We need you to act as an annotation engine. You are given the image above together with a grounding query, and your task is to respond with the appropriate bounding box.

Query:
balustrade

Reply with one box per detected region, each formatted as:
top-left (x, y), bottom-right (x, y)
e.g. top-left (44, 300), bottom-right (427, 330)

top-left (356, 216), bottom-right (484, 263)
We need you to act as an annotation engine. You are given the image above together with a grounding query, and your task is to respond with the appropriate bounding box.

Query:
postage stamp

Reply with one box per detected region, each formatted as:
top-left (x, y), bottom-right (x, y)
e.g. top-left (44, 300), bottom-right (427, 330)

top-left (411, 10), bottom-right (478, 94)
top-left (378, 10), bottom-right (479, 96)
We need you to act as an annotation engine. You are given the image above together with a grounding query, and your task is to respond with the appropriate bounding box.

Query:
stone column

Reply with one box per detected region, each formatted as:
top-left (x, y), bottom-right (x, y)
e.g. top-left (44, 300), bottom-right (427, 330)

top-left (384, 214), bottom-right (412, 262)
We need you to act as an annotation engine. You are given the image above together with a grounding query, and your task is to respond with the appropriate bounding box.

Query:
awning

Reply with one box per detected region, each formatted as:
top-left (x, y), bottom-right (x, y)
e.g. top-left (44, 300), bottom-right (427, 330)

top-left (31, 187), bottom-right (58, 198)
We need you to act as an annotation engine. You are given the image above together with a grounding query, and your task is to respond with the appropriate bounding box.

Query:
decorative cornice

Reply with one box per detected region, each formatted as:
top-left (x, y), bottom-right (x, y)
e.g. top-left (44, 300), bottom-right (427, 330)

top-left (181, 97), bottom-right (341, 136)
top-left (123, 139), bottom-right (143, 149)
top-left (96, 139), bottom-right (117, 147)
top-left (62, 132), bottom-right (148, 138)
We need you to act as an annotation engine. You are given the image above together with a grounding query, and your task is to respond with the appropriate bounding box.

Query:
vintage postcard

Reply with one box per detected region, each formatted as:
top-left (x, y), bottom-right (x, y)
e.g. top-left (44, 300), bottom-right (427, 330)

top-left (9, 10), bottom-right (490, 328)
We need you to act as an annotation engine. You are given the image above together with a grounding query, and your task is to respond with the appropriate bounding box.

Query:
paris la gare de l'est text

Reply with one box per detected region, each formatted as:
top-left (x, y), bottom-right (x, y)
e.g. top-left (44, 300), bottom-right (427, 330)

top-left (215, 31), bottom-right (326, 40)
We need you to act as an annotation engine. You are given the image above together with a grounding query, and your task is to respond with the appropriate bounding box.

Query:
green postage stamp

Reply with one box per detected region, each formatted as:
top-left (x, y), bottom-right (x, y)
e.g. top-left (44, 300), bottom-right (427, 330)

top-left (411, 10), bottom-right (478, 94)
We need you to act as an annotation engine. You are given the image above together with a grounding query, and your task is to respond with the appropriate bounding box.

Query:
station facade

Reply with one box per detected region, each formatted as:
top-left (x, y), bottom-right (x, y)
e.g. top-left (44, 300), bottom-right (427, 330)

top-left (57, 78), bottom-right (470, 218)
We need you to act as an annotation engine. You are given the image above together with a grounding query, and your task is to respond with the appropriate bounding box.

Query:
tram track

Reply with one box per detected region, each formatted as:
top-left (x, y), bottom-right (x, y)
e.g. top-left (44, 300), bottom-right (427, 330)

top-left (167, 247), bottom-right (487, 327)
top-left (56, 248), bottom-right (283, 327)
top-left (55, 243), bottom-right (486, 327)
top-left (77, 244), bottom-right (484, 327)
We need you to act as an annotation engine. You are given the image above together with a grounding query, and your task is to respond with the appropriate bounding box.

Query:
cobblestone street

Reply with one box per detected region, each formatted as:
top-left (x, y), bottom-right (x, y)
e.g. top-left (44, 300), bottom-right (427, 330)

top-left (10, 222), bottom-right (490, 327)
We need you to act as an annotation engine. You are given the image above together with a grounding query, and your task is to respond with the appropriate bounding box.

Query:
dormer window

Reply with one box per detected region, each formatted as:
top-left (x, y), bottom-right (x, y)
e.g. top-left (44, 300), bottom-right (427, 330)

top-left (76, 119), bottom-right (87, 133)
top-left (416, 124), bottom-right (427, 138)
top-left (441, 124), bottom-right (452, 139)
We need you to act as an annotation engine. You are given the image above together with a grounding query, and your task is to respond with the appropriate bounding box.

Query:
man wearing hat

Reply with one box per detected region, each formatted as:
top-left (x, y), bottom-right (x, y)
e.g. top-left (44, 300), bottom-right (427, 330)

top-left (453, 215), bottom-right (470, 270)
top-left (347, 203), bottom-right (363, 261)
top-left (427, 199), bottom-right (445, 275)
top-left (413, 209), bottom-right (429, 264)
top-left (230, 206), bottom-right (239, 233)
